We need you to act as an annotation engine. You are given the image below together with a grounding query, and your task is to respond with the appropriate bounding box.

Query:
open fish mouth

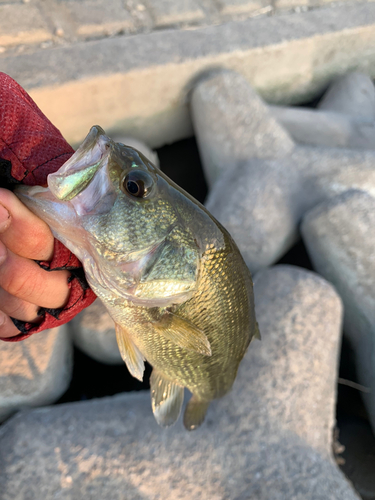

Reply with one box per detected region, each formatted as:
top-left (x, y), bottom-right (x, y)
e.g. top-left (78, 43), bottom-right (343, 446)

top-left (48, 126), bottom-right (116, 216)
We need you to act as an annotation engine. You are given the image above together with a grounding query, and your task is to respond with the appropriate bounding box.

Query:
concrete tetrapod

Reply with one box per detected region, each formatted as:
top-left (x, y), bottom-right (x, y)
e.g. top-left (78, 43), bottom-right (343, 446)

top-left (318, 72), bottom-right (375, 120)
top-left (191, 70), bottom-right (295, 188)
top-left (0, 326), bottom-right (72, 423)
top-left (70, 299), bottom-right (122, 365)
top-left (301, 190), bottom-right (375, 435)
top-left (0, 266), bottom-right (359, 500)
top-left (192, 71), bottom-right (375, 273)
top-left (268, 106), bottom-right (375, 151)
top-left (269, 72), bottom-right (375, 150)
top-left (206, 145), bottom-right (375, 273)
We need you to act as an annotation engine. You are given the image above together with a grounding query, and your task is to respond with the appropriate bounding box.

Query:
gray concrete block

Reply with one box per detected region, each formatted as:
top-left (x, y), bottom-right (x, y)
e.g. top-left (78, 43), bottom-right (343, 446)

top-left (197, 70), bottom-right (375, 272)
top-left (0, 3), bottom-right (52, 47)
top-left (318, 72), bottom-right (375, 121)
top-left (274, 0), bottom-right (308, 11)
top-left (206, 156), bottom-right (300, 271)
top-left (124, 0), bottom-right (154, 30)
top-left (63, 0), bottom-right (136, 37)
top-left (37, 0), bottom-right (78, 42)
top-left (191, 71), bottom-right (295, 187)
top-left (0, 266), bottom-right (359, 500)
top-left (216, 0), bottom-right (271, 15)
top-left (0, 326), bottom-right (72, 423)
top-left (306, 147), bottom-right (375, 201)
top-left (301, 190), bottom-right (375, 434)
top-left (3, 3), bottom-right (375, 147)
top-left (70, 299), bottom-right (122, 365)
top-left (147, 0), bottom-right (205, 27)
top-left (206, 143), bottom-right (375, 273)
top-left (269, 105), bottom-right (375, 150)
top-left (262, 72), bottom-right (375, 151)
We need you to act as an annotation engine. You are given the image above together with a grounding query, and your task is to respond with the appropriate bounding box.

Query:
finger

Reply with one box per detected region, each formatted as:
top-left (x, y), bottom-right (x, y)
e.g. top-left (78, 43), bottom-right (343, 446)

top-left (0, 310), bottom-right (24, 338)
top-left (0, 188), bottom-right (54, 261)
top-left (0, 286), bottom-right (40, 322)
top-left (0, 241), bottom-right (70, 309)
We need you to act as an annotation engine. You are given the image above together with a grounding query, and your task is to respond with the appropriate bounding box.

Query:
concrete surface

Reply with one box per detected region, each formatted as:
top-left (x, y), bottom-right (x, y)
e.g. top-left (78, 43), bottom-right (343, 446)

top-left (198, 71), bottom-right (375, 273)
top-left (1, 2), bottom-right (374, 497)
top-left (318, 72), bottom-right (375, 120)
top-left (269, 72), bottom-right (375, 150)
top-left (1, 2), bottom-right (375, 147)
top-left (70, 299), bottom-right (122, 365)
top-left (0, 266), bottom-right (359, 500)
top-left (0, 325), bottom-right (72, 423)
top-left (301, 190), bottom-right (375, 436)
top-left (191, 70), bottom-right (295, 187)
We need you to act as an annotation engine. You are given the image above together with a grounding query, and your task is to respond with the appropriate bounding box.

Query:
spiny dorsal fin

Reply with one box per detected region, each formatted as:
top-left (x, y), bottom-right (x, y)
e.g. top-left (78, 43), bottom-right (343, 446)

top-left (153, 311), bottom-right (211, 356)
top-left (183, 395), bottom-right (210, 431)
top-left (150, 369), bottom-right (184, 427)
top-left (115, 323), bottom-right (145, 381)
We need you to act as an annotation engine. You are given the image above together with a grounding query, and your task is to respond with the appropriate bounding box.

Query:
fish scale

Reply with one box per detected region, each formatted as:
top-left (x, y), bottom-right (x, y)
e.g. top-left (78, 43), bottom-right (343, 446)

top-left (109, 230), bottom-right (255, 402)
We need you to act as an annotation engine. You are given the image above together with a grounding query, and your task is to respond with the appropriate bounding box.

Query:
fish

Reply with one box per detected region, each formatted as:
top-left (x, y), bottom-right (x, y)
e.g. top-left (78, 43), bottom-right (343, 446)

top-left (16, 126), bottom-right (260, 430)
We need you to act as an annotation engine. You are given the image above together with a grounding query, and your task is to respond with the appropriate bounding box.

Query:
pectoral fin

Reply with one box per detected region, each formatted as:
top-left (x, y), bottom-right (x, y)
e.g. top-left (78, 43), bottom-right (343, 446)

top-left (134, 227), bottom-right (199, 304)
top-left (183, 395), bottom-right (210, 431)
top-left (150, 369), bottom-right (184, 427)
top-left (115, 324), bottom-right (145, 381)
top-left (154, 311), bottom-right (211, 356)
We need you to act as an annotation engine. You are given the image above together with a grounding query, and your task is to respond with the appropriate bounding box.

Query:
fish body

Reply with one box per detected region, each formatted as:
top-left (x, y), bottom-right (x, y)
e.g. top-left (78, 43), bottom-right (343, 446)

top-left (16, 126), bottom-right (259, 430)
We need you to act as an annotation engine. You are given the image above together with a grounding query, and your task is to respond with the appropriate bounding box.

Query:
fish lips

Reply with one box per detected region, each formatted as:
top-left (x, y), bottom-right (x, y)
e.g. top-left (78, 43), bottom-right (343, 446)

top-left (48, 126), bottom-right (117, 216)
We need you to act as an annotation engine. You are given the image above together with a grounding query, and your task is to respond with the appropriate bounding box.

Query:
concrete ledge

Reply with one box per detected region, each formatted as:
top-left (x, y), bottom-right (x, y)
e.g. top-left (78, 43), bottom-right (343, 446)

top-left (2, 2), bottom-right (375, 147)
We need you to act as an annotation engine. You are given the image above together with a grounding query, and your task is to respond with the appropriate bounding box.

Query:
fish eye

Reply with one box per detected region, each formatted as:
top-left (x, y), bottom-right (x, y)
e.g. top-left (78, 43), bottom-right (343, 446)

top-left (121, 170), bottom-right (154, 198)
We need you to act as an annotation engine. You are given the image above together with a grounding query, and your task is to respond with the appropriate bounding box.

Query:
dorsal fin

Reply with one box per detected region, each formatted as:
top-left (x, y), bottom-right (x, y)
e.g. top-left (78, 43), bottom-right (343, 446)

top-left (153, 311), bottom-right (211, 356)
top-left (115, 323), bottom-right (145, 381)
top-left (150, 369), bottom-right (184, 427)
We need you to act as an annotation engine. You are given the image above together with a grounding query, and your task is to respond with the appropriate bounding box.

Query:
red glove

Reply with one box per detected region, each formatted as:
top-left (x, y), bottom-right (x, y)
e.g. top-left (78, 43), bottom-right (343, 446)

top-left (0, 72), bottom-right (96, 342)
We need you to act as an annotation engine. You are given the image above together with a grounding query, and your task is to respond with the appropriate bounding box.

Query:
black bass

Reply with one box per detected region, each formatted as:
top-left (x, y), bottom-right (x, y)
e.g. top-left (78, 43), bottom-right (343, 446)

top-left (16, 126), bottom-right (259, 430)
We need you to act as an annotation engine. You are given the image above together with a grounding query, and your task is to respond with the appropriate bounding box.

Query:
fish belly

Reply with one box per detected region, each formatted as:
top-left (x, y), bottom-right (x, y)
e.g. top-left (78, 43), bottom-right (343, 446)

top-left (114, 233), bottom-right (256, 401)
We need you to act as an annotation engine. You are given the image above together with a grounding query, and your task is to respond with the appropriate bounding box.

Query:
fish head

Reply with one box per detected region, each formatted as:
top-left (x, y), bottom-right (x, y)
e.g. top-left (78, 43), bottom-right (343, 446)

top-left (17, 126), bottom-right (223, 307)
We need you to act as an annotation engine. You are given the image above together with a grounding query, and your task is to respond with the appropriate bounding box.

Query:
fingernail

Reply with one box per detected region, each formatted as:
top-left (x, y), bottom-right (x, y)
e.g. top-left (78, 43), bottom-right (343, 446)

top-left (0, 240), bottom-right (7, 264)
top-left (0, 204), bottom-right (10, 232)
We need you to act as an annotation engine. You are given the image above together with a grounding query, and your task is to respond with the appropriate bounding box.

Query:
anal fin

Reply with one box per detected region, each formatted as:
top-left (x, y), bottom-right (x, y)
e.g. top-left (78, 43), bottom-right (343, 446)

top-left (154, 311), bottom-right (211, 356)
top-left (115, 323), bottom-right (145, 381)
top-left (150, 369), bottom-right (184, 427)
top-left (183, 395), bottom-right (210, 431)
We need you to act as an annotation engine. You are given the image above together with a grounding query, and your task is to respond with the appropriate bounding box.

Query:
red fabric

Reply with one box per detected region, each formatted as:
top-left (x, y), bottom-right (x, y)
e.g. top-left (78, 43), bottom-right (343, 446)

top-left (0, 72), bottom-right (96, 342)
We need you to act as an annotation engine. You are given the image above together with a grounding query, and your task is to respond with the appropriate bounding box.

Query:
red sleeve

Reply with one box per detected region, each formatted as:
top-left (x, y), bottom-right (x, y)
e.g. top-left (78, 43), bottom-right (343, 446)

top-left (0, 72), bottom-right (96, 342)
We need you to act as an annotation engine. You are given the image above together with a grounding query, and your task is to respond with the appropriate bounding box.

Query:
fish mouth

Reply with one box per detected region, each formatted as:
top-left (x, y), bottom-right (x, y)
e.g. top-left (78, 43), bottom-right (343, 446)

top-left (48, 126), bottom-right (112, 201)
top-left (47, 126), bottom-right (117, 216)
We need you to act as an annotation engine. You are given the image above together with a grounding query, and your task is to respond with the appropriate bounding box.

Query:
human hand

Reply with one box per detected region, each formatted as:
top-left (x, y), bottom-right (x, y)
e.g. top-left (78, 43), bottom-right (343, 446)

top-left (0, 72), bottom-right (96, 342)
top-left (0, 188), bottom-right (71, 338)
